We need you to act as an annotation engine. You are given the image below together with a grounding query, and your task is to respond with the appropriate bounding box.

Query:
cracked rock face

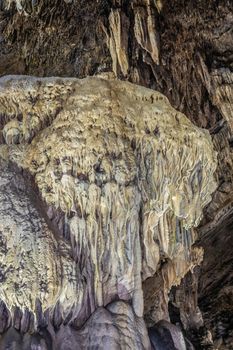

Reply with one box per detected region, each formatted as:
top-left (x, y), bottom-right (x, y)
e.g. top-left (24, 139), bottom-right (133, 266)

top-left (0, 76), bottom-right (217, 348)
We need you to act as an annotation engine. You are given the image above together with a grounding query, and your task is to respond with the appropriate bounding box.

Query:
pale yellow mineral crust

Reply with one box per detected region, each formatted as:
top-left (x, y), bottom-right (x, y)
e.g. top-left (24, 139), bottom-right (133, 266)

top-left (0, 76), bottom-right (217, 327)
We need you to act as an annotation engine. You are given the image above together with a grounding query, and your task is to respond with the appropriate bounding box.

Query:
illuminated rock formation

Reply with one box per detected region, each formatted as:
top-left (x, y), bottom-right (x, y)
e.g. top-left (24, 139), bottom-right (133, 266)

top-left (0, 75), bottom-right (217, 348)
top-left (0, 0), bottom-right (232, 347)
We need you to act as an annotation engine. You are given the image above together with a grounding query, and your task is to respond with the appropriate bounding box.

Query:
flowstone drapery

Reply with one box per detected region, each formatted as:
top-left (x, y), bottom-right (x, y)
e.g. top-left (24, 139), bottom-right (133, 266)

top-left (0, 76), bottom-right (217, 349)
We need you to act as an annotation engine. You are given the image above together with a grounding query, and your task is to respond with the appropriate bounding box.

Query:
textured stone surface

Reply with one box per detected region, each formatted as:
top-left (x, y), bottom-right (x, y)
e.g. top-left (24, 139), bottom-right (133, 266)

top-left (0, 166), bottom-right (60, 314)
top-left (149, 320), bottom-right (187, 350)
top-left (0, 0), bottom-right (232, 347)
top-left (55, 301), bottom-right (151, 350)
top-left (0, 164), bottom-right (79, 331)
top-left (0, 75), bottom-right (217, 347)
top-left (0, 302), bottom-right (150, 350)
top-left (198, 213), bottom-right (233, 350)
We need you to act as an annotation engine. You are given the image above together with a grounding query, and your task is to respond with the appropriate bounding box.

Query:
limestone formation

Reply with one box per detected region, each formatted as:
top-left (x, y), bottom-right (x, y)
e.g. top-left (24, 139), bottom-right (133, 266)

top-left (133, 3), bottom-right (160, 65)
top-left (54, 301), bottom-right (151, 350)
top-left (107, 9), bottom-right (130, 77)
top-left (0, 164), bottom-right (79, 331)
top-left (0, 0), bottom-right (232, 348)
top-left (0, 302), bottom-right (150, 350)
top-left (105, 1), bottom-right (160, 78)
top-left (0, 75), bottom-right (217, 348)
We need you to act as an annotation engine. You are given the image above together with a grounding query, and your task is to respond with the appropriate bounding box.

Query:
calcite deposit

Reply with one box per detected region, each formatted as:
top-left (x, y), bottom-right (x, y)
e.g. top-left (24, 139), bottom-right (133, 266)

top-left (0, 75), bottom-right (217, 348)
top-left (0, 0), bottom-right (232, 348)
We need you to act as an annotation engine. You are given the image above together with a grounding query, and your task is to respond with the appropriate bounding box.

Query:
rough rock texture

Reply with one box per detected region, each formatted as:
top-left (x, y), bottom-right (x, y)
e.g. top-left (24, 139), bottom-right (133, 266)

top-left (0, 75), bottom-right (217, 348)
top-left (149, 320), bottom-right (188, 350)
top-left (198, 212), bottom-right (233, 349)
top-left (0, 0), bottom-right (111, 77)
top-left (54, 301), bottom-right (151, 350)
top-left (0, 301), bottom-right (150, 350)
top-left (0, 0), bottom-right (232, 348)
top-left (0, 165), bottom-right (64, 320)
top-left (169, 268), bottom-right (215, 350)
